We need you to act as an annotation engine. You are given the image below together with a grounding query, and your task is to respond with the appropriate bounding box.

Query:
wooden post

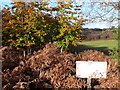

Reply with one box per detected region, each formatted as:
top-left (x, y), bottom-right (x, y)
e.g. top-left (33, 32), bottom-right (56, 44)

top-left (23, 50), bottom-right (26, 58)
top-left (87, 77), bottom-right (91, 90)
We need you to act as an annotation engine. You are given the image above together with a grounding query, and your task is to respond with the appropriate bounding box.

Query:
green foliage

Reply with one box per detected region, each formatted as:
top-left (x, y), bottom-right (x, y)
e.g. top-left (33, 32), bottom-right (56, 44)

top-left (118, 26), bottom-right (120, 67)
top-left (112, 26), bottom-right (118, 40)
top-left (53, 2), bottom-right (83, 50)
top-left (2, 2), bottom-right (84, 53)
top-left (2, 2), bottom-right (46, 50)
top-left (110, 48), bottom-right (118, 59)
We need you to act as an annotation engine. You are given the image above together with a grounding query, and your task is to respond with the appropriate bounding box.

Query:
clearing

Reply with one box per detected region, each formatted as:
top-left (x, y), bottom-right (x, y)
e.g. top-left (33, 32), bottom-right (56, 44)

top-left (72, 40), bottom-right (118, 55)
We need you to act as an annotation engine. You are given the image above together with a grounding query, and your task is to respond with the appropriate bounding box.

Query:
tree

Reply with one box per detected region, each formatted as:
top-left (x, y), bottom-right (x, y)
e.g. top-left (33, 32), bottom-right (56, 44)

top-left (2, 1), bottom-right (85, 55)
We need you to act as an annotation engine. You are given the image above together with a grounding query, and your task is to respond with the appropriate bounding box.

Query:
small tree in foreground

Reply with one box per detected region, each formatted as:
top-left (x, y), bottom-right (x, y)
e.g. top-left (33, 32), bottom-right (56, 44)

top-left (2, 1), bottom-right (85, 56)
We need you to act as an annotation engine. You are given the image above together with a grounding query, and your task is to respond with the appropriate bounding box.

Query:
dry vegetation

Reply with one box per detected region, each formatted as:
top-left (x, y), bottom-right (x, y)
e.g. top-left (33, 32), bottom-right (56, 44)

top-left (1, 43), bottom-right (120, 89)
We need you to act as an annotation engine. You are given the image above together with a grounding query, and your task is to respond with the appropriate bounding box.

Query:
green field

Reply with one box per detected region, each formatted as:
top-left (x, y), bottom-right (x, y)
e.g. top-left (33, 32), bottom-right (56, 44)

top-left (72, 40), bottom-right (118, 56)
top-left (78, 40), bottom-right (118, 50)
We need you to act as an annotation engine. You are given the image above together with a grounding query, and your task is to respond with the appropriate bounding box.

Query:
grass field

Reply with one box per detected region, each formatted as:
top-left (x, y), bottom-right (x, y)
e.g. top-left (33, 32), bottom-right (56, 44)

top-left (72, 40), bottom-right (118, 56)
top-left (78, 40), bottom-right (118, 50)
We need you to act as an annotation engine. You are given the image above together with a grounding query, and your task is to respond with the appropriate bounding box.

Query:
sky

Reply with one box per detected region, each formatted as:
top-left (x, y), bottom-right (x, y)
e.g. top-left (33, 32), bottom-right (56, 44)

top-left (0, 0), bottom-right (119, 29)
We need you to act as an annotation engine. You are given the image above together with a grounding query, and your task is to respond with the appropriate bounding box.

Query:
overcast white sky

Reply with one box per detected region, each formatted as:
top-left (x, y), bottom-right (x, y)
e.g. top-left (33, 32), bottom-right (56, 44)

top-left (83, 21), bottom-right (118, 29)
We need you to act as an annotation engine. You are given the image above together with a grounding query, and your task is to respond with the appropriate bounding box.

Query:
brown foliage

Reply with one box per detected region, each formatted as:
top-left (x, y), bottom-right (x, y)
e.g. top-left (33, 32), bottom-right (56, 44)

top-left (1, 43), bottom-right (119, 89)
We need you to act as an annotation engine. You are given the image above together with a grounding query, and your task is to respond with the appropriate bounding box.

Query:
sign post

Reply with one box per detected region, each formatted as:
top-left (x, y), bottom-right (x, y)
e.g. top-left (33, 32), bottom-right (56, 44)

top-left (87, 77), bottom-right (91, 89)
top-left (76, 61), bottom-right (107, 89)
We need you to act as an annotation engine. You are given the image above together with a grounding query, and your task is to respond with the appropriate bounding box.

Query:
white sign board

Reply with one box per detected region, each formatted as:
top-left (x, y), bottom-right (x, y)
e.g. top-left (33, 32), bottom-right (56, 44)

top-left (76, 61), bottom-right (107, 78)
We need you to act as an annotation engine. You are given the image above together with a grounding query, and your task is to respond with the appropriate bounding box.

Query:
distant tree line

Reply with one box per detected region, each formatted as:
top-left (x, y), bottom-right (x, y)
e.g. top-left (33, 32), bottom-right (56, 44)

top-left (81, 28), bottom-right (116, 41)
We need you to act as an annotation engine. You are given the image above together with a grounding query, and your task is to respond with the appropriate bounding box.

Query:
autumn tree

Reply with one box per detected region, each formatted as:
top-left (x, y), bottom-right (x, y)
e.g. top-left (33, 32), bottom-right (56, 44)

top-left (2, 1), bottom-right (85, 55)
